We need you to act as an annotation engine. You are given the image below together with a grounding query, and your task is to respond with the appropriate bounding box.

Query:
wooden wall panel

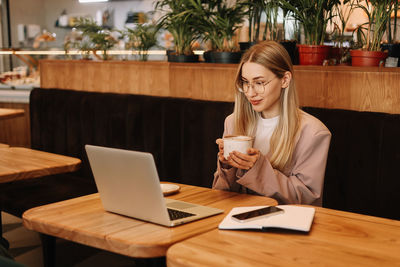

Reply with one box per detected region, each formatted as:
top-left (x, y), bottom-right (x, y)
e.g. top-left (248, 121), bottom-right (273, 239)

top-left (168, 63), bottom-right (196, 99)
top-left (40, 60), bottom-right (400, 114)
top-left (295, 66), bottom-right (400, 114)
top-left (41, 60), bottom-right (170, 96)
top-left (169, 63), bottom-right (236, 101)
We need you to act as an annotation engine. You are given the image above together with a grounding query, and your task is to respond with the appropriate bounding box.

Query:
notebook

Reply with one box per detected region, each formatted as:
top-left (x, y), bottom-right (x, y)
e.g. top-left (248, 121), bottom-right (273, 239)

top-left (219, 205), bottom-right (315, 232)
top-left (85, 145), bottom-right (223, 227)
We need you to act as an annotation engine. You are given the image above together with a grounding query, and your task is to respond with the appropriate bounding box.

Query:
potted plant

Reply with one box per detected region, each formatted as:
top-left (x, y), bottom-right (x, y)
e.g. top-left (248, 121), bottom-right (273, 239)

top-left (240, 0), bottom-right (267, 50)
top-left (239, 1), bottom-right (298, 63)
top-left (330, 0), bottom-right (357, 65)
top-left (351, 0), bottom-right (394, 66)
top-left (269, 2), bottom-right (285, 38)
top-left (155, 0), bottom-right (201, 62)
top-left (75, 17), bottom-right (118, 61)
top-left (63, 28), bottom-right (83, 59)
top-left (192, 0), bottom-right (246, 63)
top-left (275, 3), bottom-right (300, 64)
top-left (240, 0), bottom-right (281, 48)
top-left (381, 0), bottom-right (400, 66)
top-left (279, 0), bottom-right (340, 65)
top-left (122, 23), bottom-right (159, 61)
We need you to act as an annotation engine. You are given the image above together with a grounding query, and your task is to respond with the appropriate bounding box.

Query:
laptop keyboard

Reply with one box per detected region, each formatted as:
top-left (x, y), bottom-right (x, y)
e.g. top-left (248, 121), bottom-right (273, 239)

top-left (167, 208), bottom-right (195, 221)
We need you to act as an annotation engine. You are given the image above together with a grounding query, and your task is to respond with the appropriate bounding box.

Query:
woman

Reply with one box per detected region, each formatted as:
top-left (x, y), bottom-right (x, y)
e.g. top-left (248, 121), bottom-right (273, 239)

top-left (213, 41), bottom-right (331, 205)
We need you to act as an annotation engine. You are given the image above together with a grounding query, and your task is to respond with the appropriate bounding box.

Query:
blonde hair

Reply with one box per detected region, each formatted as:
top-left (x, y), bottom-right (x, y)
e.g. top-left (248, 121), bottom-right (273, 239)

top-left (233, 41), bottom-right (300, 171)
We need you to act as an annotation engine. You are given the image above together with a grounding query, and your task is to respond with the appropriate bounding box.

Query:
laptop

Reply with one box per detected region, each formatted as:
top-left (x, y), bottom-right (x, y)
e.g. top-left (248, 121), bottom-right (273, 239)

top-left (85, 145), bottom-right (223, 227)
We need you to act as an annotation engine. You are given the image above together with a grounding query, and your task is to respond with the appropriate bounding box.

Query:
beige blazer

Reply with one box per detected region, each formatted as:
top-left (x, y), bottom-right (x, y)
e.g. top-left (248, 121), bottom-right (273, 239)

top-left (213, 110), bottom-right (331, 206)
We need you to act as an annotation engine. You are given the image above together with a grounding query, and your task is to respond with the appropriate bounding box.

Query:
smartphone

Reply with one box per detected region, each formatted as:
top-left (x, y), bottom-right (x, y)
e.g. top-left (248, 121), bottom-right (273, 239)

top-left (231, 206), bottom-right (284, 223)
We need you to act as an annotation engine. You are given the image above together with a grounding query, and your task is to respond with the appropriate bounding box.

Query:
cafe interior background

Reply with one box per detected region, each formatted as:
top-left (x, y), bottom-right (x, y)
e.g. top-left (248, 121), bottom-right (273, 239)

top-left (1, 0), bottom-right (400, 266)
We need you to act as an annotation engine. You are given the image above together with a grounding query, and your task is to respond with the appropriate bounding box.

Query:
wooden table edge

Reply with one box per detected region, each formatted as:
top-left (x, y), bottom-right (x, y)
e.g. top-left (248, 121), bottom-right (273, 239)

top-left (0, 108), bottom-right (25, 120)
top-left (0, 147), bottom-right (82, 183)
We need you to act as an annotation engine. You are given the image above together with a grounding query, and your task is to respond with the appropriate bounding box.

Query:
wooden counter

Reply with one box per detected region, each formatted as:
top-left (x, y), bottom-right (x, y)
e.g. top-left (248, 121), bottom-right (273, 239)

top-left (296, 65), bottom-right (400, 114)
top-left (40, 60), bottom-right (237, 101)
top-left (40, 60), bottom-right (400, 114)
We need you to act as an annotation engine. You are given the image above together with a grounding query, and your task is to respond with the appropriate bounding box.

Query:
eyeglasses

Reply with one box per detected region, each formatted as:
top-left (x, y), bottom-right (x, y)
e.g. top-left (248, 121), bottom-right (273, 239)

top-left (238, 76), bottom-right (277, 94)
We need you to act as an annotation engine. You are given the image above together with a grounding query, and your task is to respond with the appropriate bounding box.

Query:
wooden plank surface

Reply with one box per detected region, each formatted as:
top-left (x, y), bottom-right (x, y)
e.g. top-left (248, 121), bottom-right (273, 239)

top-left (167, 205), bottom-right (400, 267)
top-left (23, 184), bottom-right (277, 258)
top-left (0, 103), bottom-right (30, 147)
top-left (40, 60), bottom-right (400, 113)
top-left (0, 147), bottom-right (81, 183)
top-left (295, 65), bottom-right (400, 114)
top-left (40, 60), bottom-right (170, 96)
top-left (169, 62), bottom-right (236, 101)
top-left (0, 108), bottom-right (24, 120)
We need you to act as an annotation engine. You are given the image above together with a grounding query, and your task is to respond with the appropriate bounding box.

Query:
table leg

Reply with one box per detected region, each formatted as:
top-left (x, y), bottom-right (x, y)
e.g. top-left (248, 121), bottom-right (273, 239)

top-left (40, 234), bottom-right (55, 267)
top-left (0, 211), bottom-right (10, 249)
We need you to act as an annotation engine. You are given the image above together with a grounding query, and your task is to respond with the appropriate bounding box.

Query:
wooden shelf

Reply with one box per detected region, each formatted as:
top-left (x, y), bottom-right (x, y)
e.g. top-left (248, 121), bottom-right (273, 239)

top-left (40, 60), bottom-right (400, 114)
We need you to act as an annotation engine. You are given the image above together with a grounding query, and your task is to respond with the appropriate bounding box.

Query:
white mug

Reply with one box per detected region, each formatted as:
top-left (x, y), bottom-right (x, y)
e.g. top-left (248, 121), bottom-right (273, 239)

top-left (223, 135), bottom-right (254, 159)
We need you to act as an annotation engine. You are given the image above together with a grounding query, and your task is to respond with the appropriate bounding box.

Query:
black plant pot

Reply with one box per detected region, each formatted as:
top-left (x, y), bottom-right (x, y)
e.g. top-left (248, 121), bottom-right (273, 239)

top-left (381, 43), bottom-right (400, 66)
top-left (203, 51), bottom-right (242, 64)
top-left (203, 51), bottom-right (213, 63)
top-left (239, 42), bottom-right (257, 52)
top-left (280, 40), bottom-right (298, 65)
top-left (167, 54), bottom-right (199, 63)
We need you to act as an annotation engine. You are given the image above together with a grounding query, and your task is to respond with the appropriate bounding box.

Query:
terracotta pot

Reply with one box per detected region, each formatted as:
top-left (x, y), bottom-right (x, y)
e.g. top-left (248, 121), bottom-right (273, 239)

top-left (350, 50), bottom-right (388, 67)
top-left (297, 45), bottom-right (331, 65)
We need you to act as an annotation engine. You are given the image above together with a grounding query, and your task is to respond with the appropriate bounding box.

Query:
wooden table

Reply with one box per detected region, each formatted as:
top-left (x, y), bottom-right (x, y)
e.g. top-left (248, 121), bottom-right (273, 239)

top-left (22, 184), bottom-right (277, 258)
top-left (0, 147), bottom-right (81, 183)
top-left (167, 206), bottom-right (400, 267)
top-left (0, 108), bottom-right (24, 120)
top-left (0, 147), bottom-right (81, 251)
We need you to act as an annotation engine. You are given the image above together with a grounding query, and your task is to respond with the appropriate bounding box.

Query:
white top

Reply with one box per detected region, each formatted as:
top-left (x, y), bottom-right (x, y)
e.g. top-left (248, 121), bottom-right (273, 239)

top-left (253, 114), bottom-right (279, 155)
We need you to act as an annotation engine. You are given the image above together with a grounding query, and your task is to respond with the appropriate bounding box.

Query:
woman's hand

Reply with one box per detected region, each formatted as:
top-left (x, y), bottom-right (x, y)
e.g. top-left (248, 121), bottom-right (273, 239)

top-left (216, 138), bottom-right (229, 165)
top-left (227, 148), bottom-right (260, 170)
top-left (216, 138), bottom-right (260, 170)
